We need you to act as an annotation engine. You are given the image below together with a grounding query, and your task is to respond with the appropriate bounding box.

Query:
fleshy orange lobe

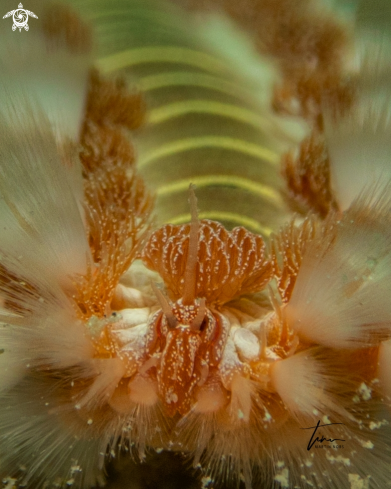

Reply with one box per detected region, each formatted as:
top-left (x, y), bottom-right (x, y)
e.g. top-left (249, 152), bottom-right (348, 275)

top-left (142, 220), bottom-right (272, 305)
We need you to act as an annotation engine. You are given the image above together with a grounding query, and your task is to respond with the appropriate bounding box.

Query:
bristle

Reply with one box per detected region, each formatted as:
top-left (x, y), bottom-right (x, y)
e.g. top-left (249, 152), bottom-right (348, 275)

top-left (78, 358), bottom-right (126, 408)
top-left (325, 101), bottom-right (391, 211)
top-left (270, 349), bottom-right (350, 422)
top-left (0, 2), bottom-right (91, 141)
top-left (0, 108), bottom-right (90, 285)
top-left (285, 189), bottom-right (391, 348)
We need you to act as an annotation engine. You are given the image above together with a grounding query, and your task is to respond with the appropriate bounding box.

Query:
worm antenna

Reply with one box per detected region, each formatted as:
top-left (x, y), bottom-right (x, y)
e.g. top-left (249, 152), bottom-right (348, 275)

top-left (190, 297), bottom-right (206, 331)
top-left (182, 184), bottom-right (200, 305)
top-left (151, 282), bottom-right (178, 328)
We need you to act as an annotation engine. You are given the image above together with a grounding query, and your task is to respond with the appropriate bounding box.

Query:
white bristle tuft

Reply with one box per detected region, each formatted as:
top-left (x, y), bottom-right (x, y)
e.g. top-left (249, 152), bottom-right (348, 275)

top-left (78, 359), bottom-right (127, 408)
top-left (0, 104), bottom-right (94, 390)
top-left (326, 102), bottom-right (391, 211)
top-left (285, 188), bottom-right (391, 348)
top-left (0, 375), bottom-right (109, 488)
top-left (0, 107), bottom-right (91, 285)
top-left (0, 0), bottom-right (91, 142)
top-left (271, 349), bottom-right (348, 421)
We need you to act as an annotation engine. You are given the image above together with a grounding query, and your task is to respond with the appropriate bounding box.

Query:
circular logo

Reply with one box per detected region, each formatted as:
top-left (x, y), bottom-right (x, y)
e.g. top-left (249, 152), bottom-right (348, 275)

top-left (12, 8), bottom-right (28, 31)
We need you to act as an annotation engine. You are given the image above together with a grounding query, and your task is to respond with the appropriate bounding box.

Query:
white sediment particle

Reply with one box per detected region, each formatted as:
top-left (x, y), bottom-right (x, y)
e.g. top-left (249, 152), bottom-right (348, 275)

top-left (276, 461), bottom-right (285, 468)
top-left (165, 388), bottom-right (178, 404)
top-left (274, 467), bottom-right (289, 488)
top-left (326, 452), bottom-right (350, 466)
top-left (70, 464), bottom-right (82, 475)
top-left (352, 395), bottom-right (360, 403)
top-left (87, 419), bottom-right (93, 425)
top-left (358, 439), bottom-right (374, 449)
top-left (369, 419), bottom-right (388, 430)
top-left (263, 409), bottom-right (272, 422)
top-left (322, 415), bottom-right (330, 424)
top-left (312, 409), bottom-right (319, 415)
top-left (2, 478), bottom-right (17, 489)
top-left (348, 474), bottom-right (370, 489)
top-left (201, 476), bottom-right (213, 488)
top-left (304, 457), bottom-right (313, 468)
top-left (358, 383), bottom-right (371, 401)
top-left (66, 479), bottom-right (75, 486)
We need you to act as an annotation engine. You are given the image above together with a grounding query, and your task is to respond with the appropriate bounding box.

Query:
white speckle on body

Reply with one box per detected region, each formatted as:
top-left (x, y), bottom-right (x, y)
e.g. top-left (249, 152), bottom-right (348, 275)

top-left (326, 452), bottom-right (350, 466)
top-left (2, 478), bottom-right (17, 489)
top-left (263, 409), bottom-right (272, 422)
top-left (274, 467), bottom-right (289, 488)
top-left (369, 419), bottom-right (388, 430)
top-left (358, 383), bottom-right (371, 401)
top-left (304, 457), bottom-right (313, 468)
top-left (70, 464), bottom-right (82, 475)
top-left (358, 439), bottom-right (373, 449)
top-left (201, 476), bottom-right (213, 488)
top-left (348, 474), bottom-right (370, 489)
